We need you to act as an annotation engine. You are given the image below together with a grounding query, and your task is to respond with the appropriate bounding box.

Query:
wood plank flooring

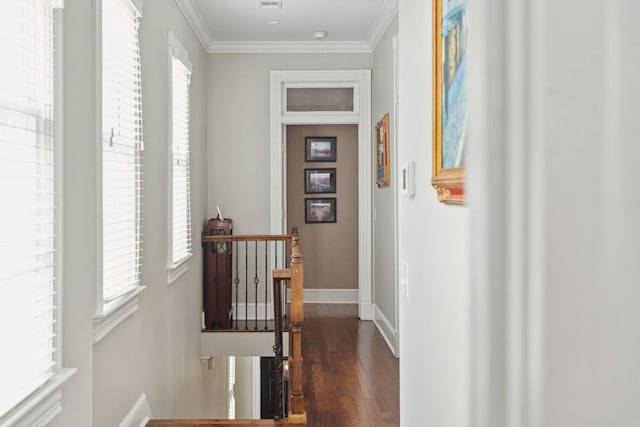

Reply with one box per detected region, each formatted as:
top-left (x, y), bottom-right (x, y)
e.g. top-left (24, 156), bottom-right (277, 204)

top-left (148, 305), bottom-right (398, 427)
top-left (303, 317), bottom-right (399, 427)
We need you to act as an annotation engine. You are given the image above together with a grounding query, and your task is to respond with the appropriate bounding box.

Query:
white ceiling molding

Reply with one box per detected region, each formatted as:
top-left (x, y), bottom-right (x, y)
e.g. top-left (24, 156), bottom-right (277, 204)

top-left (366, 0), bottom-right (399, 51)
top-left (208, 41), bottom-right (373, 54)
top-left (175, 0), bottom-right (393, 54)
top-left (175, 0), bottom-right (214, 51)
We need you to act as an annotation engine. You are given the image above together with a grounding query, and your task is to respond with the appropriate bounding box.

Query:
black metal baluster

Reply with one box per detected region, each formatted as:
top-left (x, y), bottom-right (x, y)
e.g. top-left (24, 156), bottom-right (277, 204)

top-left (245, 241), bottom-right (248, 330)
top-left (265, 240), bottom-right (269, 330)
top-left (234, 241), bottom-right (239, 330)
top-left (254, 241), bottom-right (259, 330)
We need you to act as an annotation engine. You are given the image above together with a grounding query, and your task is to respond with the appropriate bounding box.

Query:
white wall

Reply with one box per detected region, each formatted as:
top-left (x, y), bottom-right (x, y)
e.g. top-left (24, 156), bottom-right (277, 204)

top-left (468, 0), bottom-right (640, 426)
top-left (53, 1), bottom-right (226, 425)
top-left (206, 53), bottom-right (372, 233)
top-left (398, 0), bottom-right (470, 426)
top-left (541, 1), bottom-right (640, 425)
top-left (372, 15), bottom-right (399, 352)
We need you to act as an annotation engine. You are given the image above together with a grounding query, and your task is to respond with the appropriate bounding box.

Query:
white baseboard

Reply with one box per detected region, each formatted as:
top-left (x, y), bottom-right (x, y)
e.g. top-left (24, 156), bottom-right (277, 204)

top-left (359, 302), bottom-right (373, 320)
top-left (119, 393), bottom-right (151, 427)
top-left (286, 288), bottom-right (359, 304)
top-left (230, 290), bottom-right (358, 322)
top-left (233, 303), bottom-right (274, 320)
top-left (373, 304), bottom-right (399, 357)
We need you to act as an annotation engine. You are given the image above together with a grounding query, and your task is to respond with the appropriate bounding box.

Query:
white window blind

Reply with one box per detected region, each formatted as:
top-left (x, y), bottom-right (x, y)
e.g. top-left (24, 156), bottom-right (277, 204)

top-left (0, 0), bottom-right (59, 417)
top-left (169, 39), bottom-right (192, 268)
top-left (102, 0), bottom-right (143, 302)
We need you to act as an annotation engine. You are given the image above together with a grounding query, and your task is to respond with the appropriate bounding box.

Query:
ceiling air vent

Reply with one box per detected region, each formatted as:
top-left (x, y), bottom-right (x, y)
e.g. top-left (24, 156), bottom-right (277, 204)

top-left (260, 0), bottom-right (282, 8)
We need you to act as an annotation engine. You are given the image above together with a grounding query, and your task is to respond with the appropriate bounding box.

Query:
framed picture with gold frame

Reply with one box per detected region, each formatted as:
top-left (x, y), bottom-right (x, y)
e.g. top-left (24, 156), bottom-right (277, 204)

top-left (376, 113), bottom-right (390, 188)
top-left (432, 0), bottom-right (468, 204)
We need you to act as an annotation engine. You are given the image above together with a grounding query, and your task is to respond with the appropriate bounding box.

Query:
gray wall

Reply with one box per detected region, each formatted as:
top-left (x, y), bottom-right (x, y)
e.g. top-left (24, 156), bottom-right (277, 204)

top-left (372, 15), bottom-right (399, 350)
top-left (286, 124), bottom-right (359, 290)
top-left (54, 1), bottom-right (226, 425)
top-left (206, 53), bottom-right (372, 232)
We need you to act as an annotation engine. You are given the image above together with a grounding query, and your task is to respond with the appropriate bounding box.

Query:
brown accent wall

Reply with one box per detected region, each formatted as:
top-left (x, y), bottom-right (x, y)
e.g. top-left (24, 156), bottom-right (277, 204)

top-left (286, 125), bottom-right (358, 290)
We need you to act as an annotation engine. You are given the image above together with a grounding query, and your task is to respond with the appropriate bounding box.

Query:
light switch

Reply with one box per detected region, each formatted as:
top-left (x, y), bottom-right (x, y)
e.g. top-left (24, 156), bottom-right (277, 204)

top-left (400, 261), bottom-right (409, 299)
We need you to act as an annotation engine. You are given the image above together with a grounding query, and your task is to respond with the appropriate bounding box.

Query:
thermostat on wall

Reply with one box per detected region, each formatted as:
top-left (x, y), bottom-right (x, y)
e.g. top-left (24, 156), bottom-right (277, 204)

top-left (400, 161), bottom-right (415, 197)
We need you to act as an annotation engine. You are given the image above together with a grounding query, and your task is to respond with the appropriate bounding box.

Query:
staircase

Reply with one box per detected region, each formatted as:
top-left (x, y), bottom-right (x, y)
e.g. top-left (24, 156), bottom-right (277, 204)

top-left (151, 228), bottom-right (306, 425)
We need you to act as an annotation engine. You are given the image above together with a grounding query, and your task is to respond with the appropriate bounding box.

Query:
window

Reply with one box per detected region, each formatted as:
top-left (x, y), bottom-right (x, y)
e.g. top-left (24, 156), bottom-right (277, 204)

top-left (0, 0), bottom-right (73, 424)
top-left (167, 32), bottom-right (192, 283)
top-left (95, 0), bottom-right (145, 340)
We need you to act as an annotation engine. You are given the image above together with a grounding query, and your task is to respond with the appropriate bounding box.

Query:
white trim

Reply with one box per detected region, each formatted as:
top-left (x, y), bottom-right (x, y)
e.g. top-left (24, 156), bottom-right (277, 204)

top-left (54, 6), bottom-right (66, 373)
top-left (93, 286), bottom-right (146, 344)
top-left (175, 0), bottom-right (214, 51)
top-left (95, 0), bottom-right (105, 315)
top-left (373, 305), bottom-right (399, 357)
top-left (208, 41), bottom-right (372, 54)
top-left (232, 303), bottom-right (274, 321)
top-left (167, 255), bottom-right (191, 285)
top-left (367, 0), bottom-right (399, 51)
top-left (128, 0), bottom-right (143, 16)
top-left (201, 332), bottom-right (289, 357)
top-left (174, 0), bottom-right (397, 54)
top-left (251, 358), bottom-right (261, 419)
top-left (118, 393), bottom-right (151, 427)
top-left (168, 30), bottom-right (193, 72)
top-left (270, 70), bottom-right (373, 321)
top-left (392, 33), bottom-right (400, 358)
top-left (291, 289), bottom-right (359, 304)
top-left (0, 369), bottom-right (75, 427)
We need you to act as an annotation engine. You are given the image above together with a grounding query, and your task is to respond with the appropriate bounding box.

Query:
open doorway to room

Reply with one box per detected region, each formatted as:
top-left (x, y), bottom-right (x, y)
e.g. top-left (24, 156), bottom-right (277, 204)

top-left (269, 70), bottom-right (372, 319)
top-left (285, 125), bottom-right (359, 315)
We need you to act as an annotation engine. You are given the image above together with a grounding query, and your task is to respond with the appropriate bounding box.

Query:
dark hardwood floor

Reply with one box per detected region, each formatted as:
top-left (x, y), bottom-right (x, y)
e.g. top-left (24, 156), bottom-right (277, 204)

top-left (303, 317), bottom-right (399, 427)
top-left (149, 305), bottom-right (399, 427)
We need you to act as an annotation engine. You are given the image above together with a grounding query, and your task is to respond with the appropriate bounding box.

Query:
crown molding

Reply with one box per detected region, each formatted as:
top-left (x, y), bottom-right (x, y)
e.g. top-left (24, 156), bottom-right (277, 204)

top-left (175, 0), bottom-right (214, 51)
top-left (367, 0), bottom-right (399, 51)
top-left (208, 41), bottom-right (373, 54)
top-left (175, 0), bottom-right (394, 54)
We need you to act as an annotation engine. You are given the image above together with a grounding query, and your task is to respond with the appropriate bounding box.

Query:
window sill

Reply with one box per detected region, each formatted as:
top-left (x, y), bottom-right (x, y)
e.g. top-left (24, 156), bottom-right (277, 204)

top-left (93, 285), bottom-right (146, 344)
top-left (0, 368), bottom-right (75, 427)
top-left (167, 254), bottom-right (192, 285)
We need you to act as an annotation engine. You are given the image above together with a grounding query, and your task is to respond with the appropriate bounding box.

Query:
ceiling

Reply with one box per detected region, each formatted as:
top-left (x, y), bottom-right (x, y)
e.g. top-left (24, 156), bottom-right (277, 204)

top-left (176, 0), bottom-right (399, 53)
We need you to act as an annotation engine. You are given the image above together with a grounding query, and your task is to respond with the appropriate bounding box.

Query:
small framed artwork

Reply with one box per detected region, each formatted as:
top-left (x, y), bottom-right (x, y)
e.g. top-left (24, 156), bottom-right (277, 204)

top-left (304, 168), bottom-right (337, 194)
top-left (305, 198), bottom-right (337, 224)
top-left (376, 113), bottom-right (390, 188)
top-left (305, 136), bottom-right (337, 162)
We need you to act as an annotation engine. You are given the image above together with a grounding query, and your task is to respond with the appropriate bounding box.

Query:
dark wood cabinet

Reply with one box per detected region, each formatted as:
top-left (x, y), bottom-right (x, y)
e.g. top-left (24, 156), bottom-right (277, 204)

top-left (203, 218), bottom-right (233, 329)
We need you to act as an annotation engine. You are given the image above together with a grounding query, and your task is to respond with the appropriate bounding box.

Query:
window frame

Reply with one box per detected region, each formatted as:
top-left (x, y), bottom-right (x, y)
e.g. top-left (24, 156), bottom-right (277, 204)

top-left (166, 30), bottom-right (193, 285)
top-left (93, 0), bottom-right (146, 343)
top-left (0, 3), bottom-right (76, 425)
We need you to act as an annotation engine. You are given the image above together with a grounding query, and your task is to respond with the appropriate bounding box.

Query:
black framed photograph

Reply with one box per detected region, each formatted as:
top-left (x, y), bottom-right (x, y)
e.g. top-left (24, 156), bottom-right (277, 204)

top-left (304, 168), bottom-right (336, 194)
top-left (305, 136), bottom-right (337, 162)
top-left (305, 198), bottom-right (337, 223)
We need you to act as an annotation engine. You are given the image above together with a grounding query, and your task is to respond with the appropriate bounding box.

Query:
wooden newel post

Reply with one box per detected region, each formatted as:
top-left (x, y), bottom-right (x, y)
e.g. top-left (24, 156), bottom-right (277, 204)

top-left (288, 227), bottom-right (307, 424)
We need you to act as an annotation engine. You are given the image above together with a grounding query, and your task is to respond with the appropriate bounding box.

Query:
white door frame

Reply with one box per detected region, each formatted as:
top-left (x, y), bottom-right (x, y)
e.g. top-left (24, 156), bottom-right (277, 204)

top-left (269, 69), bottom-right (373, 320)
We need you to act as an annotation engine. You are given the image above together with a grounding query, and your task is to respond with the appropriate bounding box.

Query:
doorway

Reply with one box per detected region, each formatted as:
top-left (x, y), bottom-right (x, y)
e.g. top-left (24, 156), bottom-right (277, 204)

top-left (269, 70), bottom-right (372, 319)
top-left (286, 124), bottom-right (359, 302)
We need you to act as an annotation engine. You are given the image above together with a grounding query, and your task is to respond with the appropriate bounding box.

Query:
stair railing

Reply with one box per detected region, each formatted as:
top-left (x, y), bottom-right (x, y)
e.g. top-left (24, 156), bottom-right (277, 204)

top-left (201, 227), bottom-right (306, 423)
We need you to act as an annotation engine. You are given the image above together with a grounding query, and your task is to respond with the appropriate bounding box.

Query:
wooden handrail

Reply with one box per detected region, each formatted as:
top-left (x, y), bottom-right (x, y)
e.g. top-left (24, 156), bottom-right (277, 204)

top-left (202, 234), bottom-right (292, 243)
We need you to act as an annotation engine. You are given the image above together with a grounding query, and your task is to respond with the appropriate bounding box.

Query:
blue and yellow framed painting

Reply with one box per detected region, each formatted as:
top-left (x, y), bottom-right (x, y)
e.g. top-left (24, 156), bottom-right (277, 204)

top-left (432, 0), bottom-right (468, 204)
